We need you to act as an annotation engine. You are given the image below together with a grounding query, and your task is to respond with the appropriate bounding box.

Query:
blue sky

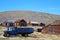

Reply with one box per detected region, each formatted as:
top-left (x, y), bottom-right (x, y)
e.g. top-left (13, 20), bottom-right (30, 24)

top-left (0, 0), bottom-right (60, 15)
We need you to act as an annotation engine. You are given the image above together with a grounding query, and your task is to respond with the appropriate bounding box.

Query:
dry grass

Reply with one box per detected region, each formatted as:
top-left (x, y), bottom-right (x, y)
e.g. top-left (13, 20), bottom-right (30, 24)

top-left (0, 38), bottom-right (6, 40)
top-left (0, 26), bottom-right (60, 40)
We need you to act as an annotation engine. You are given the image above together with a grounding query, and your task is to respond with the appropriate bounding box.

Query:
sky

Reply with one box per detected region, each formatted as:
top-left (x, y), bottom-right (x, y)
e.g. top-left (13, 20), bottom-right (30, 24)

top-left (0, 0), bottom-right (60, 15)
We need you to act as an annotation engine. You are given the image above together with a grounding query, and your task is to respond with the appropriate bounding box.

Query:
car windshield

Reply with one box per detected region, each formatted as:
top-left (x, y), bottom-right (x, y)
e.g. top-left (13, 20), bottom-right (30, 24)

top-left (9, 27), bottom-right (15, 30)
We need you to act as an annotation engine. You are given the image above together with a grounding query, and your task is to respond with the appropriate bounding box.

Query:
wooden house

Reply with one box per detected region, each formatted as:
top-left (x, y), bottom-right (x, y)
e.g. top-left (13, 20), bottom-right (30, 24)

top-left (15, 19), bottom-right (21, 26)
top-left (15, 19), bottom-right (27, 26)
top-left (41, 20), bottom-right (60, 35)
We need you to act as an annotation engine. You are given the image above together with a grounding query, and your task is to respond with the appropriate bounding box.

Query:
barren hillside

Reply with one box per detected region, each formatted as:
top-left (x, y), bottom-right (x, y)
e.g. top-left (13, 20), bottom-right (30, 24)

top-left (0, 10), bottom-right (60, 25)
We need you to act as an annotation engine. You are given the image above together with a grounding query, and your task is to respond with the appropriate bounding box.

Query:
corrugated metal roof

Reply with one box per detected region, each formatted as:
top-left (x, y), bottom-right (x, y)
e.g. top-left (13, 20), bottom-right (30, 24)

top-left (5, 20), bottom-right (16, 23)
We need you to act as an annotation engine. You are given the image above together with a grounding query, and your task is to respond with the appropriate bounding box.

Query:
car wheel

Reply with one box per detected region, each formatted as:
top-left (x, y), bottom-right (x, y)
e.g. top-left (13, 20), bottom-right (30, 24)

top-left (6, 33), bottom-right (10, 37)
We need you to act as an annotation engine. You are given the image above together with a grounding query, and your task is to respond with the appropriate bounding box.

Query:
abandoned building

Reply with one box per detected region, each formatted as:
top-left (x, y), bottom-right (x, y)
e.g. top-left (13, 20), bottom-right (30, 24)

top-left (40, 23), bottom-right (45, 26)
top-left (15, 19), bottom-right (27, 26)
top-left (15, 19), bottom-right (21, 26)
top-left (41, 20), bottom-right (60, 35)
top-left (27, 21), bottom-right (45, 26)
top-left (2, 20), bottom-right (15, 27)
top-left (27, 22), bottom-right (40, 26)
top-left (0, 23), bottom-right (2, 26)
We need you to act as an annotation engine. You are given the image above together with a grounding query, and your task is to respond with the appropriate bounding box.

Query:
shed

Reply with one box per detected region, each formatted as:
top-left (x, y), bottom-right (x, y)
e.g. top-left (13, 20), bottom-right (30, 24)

top-left (40, 23), bottom-right (45, 26)
top-left (41, 20), bottom-right (60, 35)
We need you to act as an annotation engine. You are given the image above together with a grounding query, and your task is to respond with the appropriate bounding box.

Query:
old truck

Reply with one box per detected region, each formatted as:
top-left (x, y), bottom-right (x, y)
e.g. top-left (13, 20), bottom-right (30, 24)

top-left (3, 27), bottom-right (34, 37)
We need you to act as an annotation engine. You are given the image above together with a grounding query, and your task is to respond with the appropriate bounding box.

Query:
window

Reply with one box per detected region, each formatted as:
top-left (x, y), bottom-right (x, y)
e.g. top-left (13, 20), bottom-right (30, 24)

top-left (32, 23), bottom-right (38, 26)
top-left (9, 27), bottom-right (15, 30)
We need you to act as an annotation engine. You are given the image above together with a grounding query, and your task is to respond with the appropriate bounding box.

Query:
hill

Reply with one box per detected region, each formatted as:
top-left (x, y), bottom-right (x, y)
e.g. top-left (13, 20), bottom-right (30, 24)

top-left (0, 10), bottom-right (60, 25)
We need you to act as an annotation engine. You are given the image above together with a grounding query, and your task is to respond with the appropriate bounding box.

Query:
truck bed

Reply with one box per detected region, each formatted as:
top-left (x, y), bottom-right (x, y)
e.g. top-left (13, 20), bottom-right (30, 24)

top-left (16, 28), bottom-right (34, 34)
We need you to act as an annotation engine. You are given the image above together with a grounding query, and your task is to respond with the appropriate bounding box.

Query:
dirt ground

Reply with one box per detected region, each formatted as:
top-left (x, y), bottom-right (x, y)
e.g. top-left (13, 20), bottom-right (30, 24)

top-left (0, 26), bottom-right (60, 40)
